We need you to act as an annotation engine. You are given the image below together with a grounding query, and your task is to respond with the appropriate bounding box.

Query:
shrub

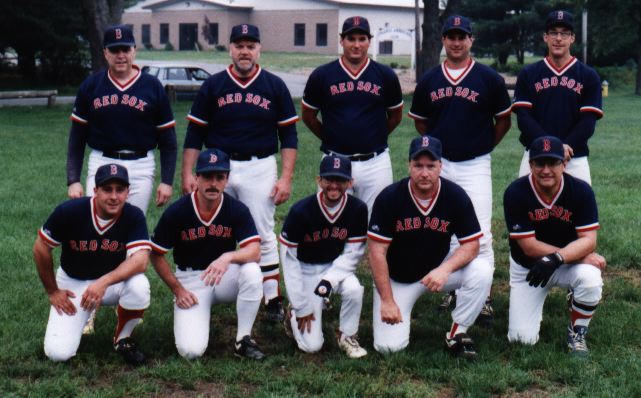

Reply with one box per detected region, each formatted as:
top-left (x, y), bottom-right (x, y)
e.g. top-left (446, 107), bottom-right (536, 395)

top-left (164, 42), bottom-right (174, 51)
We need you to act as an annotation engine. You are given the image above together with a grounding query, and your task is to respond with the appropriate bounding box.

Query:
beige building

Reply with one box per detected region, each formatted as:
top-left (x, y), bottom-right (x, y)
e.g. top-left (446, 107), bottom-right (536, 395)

top-left (123, 0), bottom-right (422, 55)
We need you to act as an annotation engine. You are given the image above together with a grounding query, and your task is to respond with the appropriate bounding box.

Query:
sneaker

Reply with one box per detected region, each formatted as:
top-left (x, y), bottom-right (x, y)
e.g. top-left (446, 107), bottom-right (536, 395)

top-left (265, 296), bottom-right (285, 323)
top-left (477, 297), bottom-right (494, 328)
top-left (439, 291), bottom-right (456, 311)
top-left (114, 337), bottom-right (146, 366)
top-left (234, 335), bottom-right (266, 360)
top-left (567, 325), bottom-right (589, 357)
top-left (82, 309), bottom-right (97, 335)
top-left (566, 289), bottom-right (574, 313)
top-left (338, 334), bottom-right (367, 359)
top-left (445, 333), bottom-right (477, 359)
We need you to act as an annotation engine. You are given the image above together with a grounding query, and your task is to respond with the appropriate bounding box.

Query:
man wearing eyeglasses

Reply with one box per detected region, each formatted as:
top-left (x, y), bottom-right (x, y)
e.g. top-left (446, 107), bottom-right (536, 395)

top-left (503, 136), bottom-right (604, 357)
top-left (67, 24), bottom-right (177, 214)
top-left (512, 11), bottom-right (603, 185)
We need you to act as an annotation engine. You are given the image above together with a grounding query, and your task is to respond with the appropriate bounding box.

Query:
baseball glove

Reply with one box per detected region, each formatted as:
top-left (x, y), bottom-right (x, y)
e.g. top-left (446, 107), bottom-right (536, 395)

top-left (526, 252), bottom-right (564, 288)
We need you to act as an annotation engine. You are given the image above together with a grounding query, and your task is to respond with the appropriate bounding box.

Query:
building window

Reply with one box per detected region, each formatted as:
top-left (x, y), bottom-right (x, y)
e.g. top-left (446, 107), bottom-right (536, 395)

top-left (294, 23), bottom-right (305, 46)
top-left (379, 40), bottom-right (393, 55)
top-left (160, 24), bottom-right (169, 44)
top-left (142, 24), bottom-right (151, 45)
top-left (316, 23), bottom-right (327, 46)
top-left (208, 23), bottom-right (219, 45)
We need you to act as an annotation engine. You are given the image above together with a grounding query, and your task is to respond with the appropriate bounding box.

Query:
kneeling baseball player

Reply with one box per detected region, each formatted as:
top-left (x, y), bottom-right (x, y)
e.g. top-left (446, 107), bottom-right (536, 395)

top-left (150, 149), bottom-right (265, 360)
top-left (279, 155), bottom-right (368, 358)
top-left (34, 164), bottom-right (151, 365)
top-left (504, 136), bottom-right (604, 356)
top-left (368, 136), bottom-right (492, 358)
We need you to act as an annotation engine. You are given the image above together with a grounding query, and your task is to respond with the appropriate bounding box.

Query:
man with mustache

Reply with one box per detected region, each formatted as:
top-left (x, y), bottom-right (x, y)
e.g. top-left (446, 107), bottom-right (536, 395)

top-left (182, 24), bottom-right (299, 322)
top-left (151, 149), bottom-right (265, 359)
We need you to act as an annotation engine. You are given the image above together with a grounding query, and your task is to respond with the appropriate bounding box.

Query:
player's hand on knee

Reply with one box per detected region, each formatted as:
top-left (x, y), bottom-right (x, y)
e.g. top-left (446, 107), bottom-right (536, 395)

top-left (296, 313), bottom-right (315, 334)
top-left (67, 182), bottom-right (84, 199)
top-left (421, 268), bottom-right (449, 292)
top-left (314, 279), bottom-right (333, 298)
top-left (582, 252), bottom-right (607, 271)
top-left (563, 144), bottom-right (574, 161)
top-left (156, 183), bottom-right (173, 207)
top-left (181, 174), bottom-right (197, 195)
top-left (271, 177), bottom-right (292, 205)
top-left (174, 286), bottom-right (199, 309)
top-left (49, 289), bottom-right (77, 315)
top-left (527, 252), bottom-right (563, 288)
top-left (81, 281), bottom-right (107, 311)
top-left (202, 254), bottom-right (232, 286)
top-left (380, 299), bottom-right (402, 324)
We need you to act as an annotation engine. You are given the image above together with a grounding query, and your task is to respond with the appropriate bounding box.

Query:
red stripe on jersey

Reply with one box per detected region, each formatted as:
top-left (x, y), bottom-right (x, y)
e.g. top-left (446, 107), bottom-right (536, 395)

top-left (277, 116), bottom-right (299, 126)
top-left (239, 236), bottom-right (261, 247)
top-left (458, 232), bottom-right (483, 243)
top-left (278, 235), bottom-right (298, 248)
top-left (126, 240), bottom-right (151, 250)
top-left (367, 232), bottom-right (392, 243)
top-left (442, 59), bottom-right (474, 85)
top-left (580, 107), bottom-right (604, 119)
top-left (339, 57), bottom-right (370, 80)
top-left (156, 120), bottom-right (176, 130)
top-left (576, 224), bottom-right (600, 232)
top-left (511, 102), bottom-right (533, 109)
top-left (509, 232), bottom-right (536, 240)
top-left (407, 111), bottom-right (427, 120)
top-left (186, 115), bottom-right (208, 126)
top-left (347, 237), bottom-right (367, 243)
top-left (544, 56), bottom-right (577, 76)
top-left (70, 114), bottom-right (88, 124)
top-left (38, 229), bottom-right (60, 247)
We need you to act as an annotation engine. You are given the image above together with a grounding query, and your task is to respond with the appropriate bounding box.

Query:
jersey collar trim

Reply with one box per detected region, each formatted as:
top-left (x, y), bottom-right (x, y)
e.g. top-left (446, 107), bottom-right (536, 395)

top-left (543, 56), bottom-right (577, 76)
top-left (441, 59), bottom-right (475, 86)
top-left (529, 173), bottom-right (564, 209)
top-left (107, 65), bottom-right (142, 92)
top-left (316, 191), bottom-right (347, 224)
top-left (91, 197), bottom-right (120, 235)
top-left (339, 57), bottom-right (370, 80)
top-left (408, 178), bottom-right (440, 217)
top-left (226, 64), bottom-right (262, 89)
top-left (191, 191), bottom-right (224, 226)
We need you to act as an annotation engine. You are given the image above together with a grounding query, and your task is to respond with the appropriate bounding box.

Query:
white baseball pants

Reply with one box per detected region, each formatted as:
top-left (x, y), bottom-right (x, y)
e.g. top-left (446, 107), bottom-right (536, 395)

top-left (518, 150), bottom-right (591, 185)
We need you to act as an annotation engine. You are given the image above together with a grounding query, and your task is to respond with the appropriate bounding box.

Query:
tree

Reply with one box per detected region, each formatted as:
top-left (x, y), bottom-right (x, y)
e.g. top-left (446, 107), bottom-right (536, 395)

top-left (80, 0), bottom-right (126, 73)
top-left (419, 0), bottom-right (462, 77)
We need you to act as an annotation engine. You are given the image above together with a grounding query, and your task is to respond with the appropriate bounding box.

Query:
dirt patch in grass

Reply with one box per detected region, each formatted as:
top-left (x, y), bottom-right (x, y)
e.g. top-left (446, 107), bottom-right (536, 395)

top-left (435, 386), bottom-right (456, 398)
top-left (604, 268), bottom-right (641, 285)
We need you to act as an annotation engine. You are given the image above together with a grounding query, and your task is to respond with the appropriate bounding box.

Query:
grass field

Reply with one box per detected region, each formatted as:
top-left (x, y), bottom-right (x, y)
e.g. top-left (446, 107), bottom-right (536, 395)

top-left (1, 89), bottom-right (641, 397)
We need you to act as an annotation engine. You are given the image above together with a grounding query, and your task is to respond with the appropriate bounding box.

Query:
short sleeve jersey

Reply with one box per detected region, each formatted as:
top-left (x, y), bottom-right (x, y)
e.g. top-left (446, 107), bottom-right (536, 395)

top-left (38, 197), bottom-right (150, 280)
top-left (512, 57), bottom-right (603, 156)
top-left (70, 66), bottom-right (176, 151)
top-left (151, 192), bottom-right (260, 270)
top-left (409, 60), bottom-right (512, 161)
top-left (302, 58), bottom-right (403, 154)
top-left (186, 65), bottom-right (299, 156)
top-left (368, 177), bottom-right (482, 283)
top-left (279, 193), bottom-right (368, 264)
top-left (503, 173), bottom-right (599, 268)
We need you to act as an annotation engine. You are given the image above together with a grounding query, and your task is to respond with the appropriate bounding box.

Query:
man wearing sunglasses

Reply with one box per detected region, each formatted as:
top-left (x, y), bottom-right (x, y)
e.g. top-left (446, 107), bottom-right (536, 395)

top-left (503, 136), bottom-right (605, 357)
top-left (513, 11), bottom-right (603, 185)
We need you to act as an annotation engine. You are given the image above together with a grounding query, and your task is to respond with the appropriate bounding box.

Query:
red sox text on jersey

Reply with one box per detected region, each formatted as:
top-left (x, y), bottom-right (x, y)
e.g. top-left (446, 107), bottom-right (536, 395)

top-left (217, 92), bottom-right (271, 110)
top-left (68, 239), bottom-right (125, 252)
top-left (303, 227), bottom-right (349, 243)
top-left (329, 80), bottom-right (381, 96)
top-left (395, 217), bottom-right (450, 233)
top-left (180, 225), bottom-right (233, 241)
top-left (529, 205), bottom-right (572, 222)
top-left (429, 86), bottom-right (479, 103)
top-left (92, 94), bottom-right (148, 111)
top-left (533, 76), bottom-right (583, 94)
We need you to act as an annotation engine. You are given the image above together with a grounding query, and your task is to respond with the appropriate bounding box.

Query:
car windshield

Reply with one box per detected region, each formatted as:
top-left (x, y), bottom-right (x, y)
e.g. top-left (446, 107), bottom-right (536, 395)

top-left (167, 68), bottom-right (189, 80)
top-left (143, 66), bottom-right (160, 77)
top-left (189, 68), bottom-right (210, 81)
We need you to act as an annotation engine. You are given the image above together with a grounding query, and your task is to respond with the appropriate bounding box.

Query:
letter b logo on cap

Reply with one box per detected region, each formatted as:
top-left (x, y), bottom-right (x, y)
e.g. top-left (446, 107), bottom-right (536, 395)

top-left (110, 165), bottom-right (118, 175)
top-left (209, 154), bottom-right (218, 163)
top-left (543, 138), bottom-right (551, 152)
top-left (422, 136), bottom-right (430, 147)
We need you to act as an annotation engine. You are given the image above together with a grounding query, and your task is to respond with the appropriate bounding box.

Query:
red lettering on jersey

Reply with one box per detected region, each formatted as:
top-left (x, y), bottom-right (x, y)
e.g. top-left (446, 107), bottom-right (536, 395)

top-left (573, 82), bottom-right (583, 94)
top-left (460, 87), bottom-right (469, 98)
top-left (445, 87), bottom-right (453, 97)
top-left (346, 81), bottom-right (354, 91)
top-left (215, 225), bottom-right (224, 237)
top-left (93, 98), bottom-right (102, 109)
top-left (467, 90), bottom-right (479, 102)
top-left (550, 76), bottom-right (558, 87)
top-left (338, 229), bottom-right (348, 240)
top-left (245, 93), bottom-right (253, 103)
top-left (404, 218), bottom-right (412, 230)
top-left (110, 241), bottom-right (120, 252)
top-left (188, 228), bottom-right (197, 240)
top-left (313, 231), bottom-right (321, 242)
top-left (197, 226), bottom-right (206, 238)
top-left (101, 239), bottom-right (110, 250)
top-left (128, 96), bottom-right (137, 106)
top-left (226, 94), bottom-right (234, 104)
top-left (413, 217), bottom-right (421, 229)
top-left (331, 227), bottom-right (340, 238)
top-left (371, 84), bottom-right (381, 95)
top-left (363, 82), bottom-right (372, 92)
top-left (330, 85), bottom-right (339, 95)
top-left (181, 231), bottom-right (188, 241)
top-left (252, 95), bottom-right (261, 105)
top-left (121, 94), bottom-right (130, 104)
top-left (534, 82), bottom-right (543, 92)
top-left (560, 209), bottom-right (572, 222)
top-left (217, 97), bottom-right (226, 107)
top-left (223, 227), bottom-right (232, 238)
top-left (102, 96), bottom-right (110, 106)
top-left (357, 81), bottom-right (365, 91)
top-left (79, 240), bottom-right (88, 251)
top-left (70, 240), bottom-right (78, 251)
top-left (304, 234), bottom-right (312, 242)
top-left (542, 78), bottom-right (550, 88)
top-left (322, 228), bottom-right (329, 239)
top-left (430, 92), bottom-right (439, 101)
top-left (396, 220), bottom-right (404, 232)
top-left (259, 98), bottom-right (271, 110)
top-left (110, 94), bottom-right (118, 105)
top-left (339, 82), bottom-right (347, 93)
top-left (429, 217), bottom-right (439, 230)
top-left (535, 208), bottom-right (548, 221)
top-left (437, 88), bottom-right (445, 99)
top-left (560, 76), bottom-right (568, 86)
top-left (234, 93), bottom-right (242, 103)
top-left (567, 79), bottom-right (576, 89)
top-left (89, 240), bottom-right (98, 251)
top-left (438, 220), bottom-right (450, 232)
top-left (135, 99), bottom-right (147, 111)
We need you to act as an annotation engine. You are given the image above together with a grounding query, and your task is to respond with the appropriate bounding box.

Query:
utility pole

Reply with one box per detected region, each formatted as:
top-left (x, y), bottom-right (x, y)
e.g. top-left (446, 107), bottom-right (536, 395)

top-left (415, 0), bottom-right (422, 80)
top-left (582, 3), bottom-right (588, 63)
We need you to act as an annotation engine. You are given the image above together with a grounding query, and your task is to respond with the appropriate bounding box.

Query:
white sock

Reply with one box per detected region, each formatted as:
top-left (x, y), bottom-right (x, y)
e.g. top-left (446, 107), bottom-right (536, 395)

top-left (236, 297), bottom-right (260, 341)
top-left (262, 279), bottom-right (279, 303)
top-left (447, 322), bottom-right (469, 339)
top-left (117, 318), bottom-right (141, 341)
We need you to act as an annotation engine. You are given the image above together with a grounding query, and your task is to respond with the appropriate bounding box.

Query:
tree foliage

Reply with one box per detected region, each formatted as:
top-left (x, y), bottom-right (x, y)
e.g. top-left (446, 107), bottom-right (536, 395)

top-left (419, 0), bottom-right (462, 76)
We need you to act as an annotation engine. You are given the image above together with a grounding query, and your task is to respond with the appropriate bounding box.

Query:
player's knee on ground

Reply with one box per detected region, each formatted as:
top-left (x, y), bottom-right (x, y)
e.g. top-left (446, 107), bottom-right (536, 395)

top-left (373, 336), bottom-right (409, 354)
top-left (176, 338), bottom-right (208, 359)
top-left (238, 262), bottom-right (263, 301)
top-left (572, 264), bottom-right (603, 304)
top-left (45, 341), bottom-right (78, 362)
top-left (120, 274), bottom-right (151, 309)
top-left (507, 329), bottom-right (539, 345)
top-left (296, 334), bottom-right (324, 353)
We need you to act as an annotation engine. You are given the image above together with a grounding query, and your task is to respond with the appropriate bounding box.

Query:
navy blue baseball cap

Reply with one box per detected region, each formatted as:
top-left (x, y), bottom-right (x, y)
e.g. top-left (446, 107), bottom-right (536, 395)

top-left (341, 16), bottom-right (372, 38)
top-left (442, 15), bottom-right (472, 35)
top-left (546, 10), bottom-right (574, 31)
top-left (320, 155), bottom-right (352, 180)
top-left (529, 136), bottom-right (565, 161)
top-left (230, 24), bottom-right (260, 43)
top-left (196, 149), bottom-right (231, 174)
top-left (103, 25), bottom-right (136, 48)
top-left (409, 135), bottom-right (442, 161)
top-left (95, 163), bottom-right (129, 187)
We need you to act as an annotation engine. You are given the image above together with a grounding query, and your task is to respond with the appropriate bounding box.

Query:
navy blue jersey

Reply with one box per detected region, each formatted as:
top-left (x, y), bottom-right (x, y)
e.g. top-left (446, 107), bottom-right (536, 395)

top-left (38, 197), bottom-right (150, 280)
top-left (302, 57), bottom-right (403, 154)
top-left (279, 193), bottom-right (368, 264)
top-left (151, 192), bottom-right (260, 270)
top-left (512, 57), bottom-right (603, 157)
top-left (409, 60), bottom-right (512, 161)
top-left (71, 66), bottom-right (176, 151)
top-left (368, 177), bottom-right (482, 283)
top-left (185, 65), bottom-right (298, 156)
top-left (504, 173), bottom-right (599, 268)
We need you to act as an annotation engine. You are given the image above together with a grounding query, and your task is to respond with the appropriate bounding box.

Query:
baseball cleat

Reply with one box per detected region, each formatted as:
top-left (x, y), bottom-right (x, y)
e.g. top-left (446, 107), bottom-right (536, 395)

top-left (477, 297), bottom-right (494, 328)
top-left (439, 291), bottom-right (456, 311)
top-left (114, 337), bottom-right (146, 366)
top-left (567, 325), bottom-right (589, 358)
top-left (234, 335), bottom-right (266, 360)
top-left (265, 296), bottom-right (285, 323)
top-left (338, 334), bottom-right (367, 359)
top-left (445, 333), bottom-right (477, 359)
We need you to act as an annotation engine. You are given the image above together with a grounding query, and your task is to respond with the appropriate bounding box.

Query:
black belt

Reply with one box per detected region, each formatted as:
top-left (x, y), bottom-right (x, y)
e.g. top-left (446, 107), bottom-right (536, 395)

top-left (229, 152), bottom-right (272, 161)
top-left (103, 150), bottom-right (147, 160)
top-left (324, 149), bottom-right (384, 162)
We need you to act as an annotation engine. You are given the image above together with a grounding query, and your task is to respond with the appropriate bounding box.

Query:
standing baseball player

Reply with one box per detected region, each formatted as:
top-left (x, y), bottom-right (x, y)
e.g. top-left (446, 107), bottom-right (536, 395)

top-left (504, 136), bottom-right (604, 356)
top-left (67, 24), bottom-right (177, 214)
top-left (34, 164), bottom-right (151, 365)
top-left (182, 24), bottom-right (298, 322)
top-left (512, 11), bottom-right (603, 185)
top-left (279, 155), bottom-right (368, 358)
top-left (409, 15), bottom-right (512, 323)
top-left (150, 149), bottom-right (265, 360)
top-left (302, 16), bottom-right (403, 214)
top-left (368, 136), bottom-right (492, 358)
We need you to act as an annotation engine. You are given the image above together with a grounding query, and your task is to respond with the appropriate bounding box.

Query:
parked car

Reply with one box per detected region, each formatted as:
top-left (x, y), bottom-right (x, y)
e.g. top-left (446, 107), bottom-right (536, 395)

top-left (140, 63), bottom-right (210, 99)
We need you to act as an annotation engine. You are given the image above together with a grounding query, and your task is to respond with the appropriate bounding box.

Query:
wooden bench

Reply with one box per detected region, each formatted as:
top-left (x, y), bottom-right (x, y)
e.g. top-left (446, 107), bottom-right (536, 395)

top-left (0, 90), bottom-right (58, 107)
top-left (165, 84), bottom-right (201, 103)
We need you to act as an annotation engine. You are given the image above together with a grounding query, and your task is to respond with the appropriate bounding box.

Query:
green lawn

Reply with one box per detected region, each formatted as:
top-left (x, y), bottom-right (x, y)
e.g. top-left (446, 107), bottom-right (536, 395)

top-left (1, 90), bottom-right (640, 397)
